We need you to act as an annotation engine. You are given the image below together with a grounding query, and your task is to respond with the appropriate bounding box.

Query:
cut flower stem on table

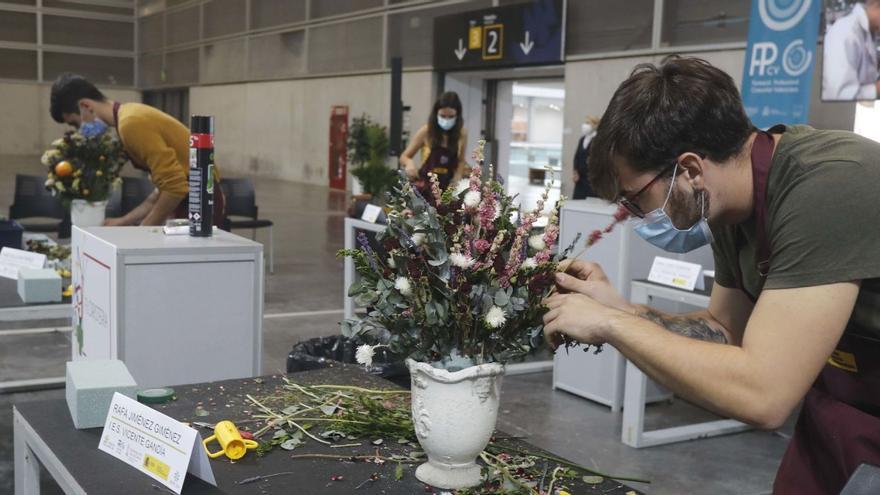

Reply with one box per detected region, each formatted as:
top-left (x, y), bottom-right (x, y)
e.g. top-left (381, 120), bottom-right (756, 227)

top-left (242, 377), bottom-right (649, 493)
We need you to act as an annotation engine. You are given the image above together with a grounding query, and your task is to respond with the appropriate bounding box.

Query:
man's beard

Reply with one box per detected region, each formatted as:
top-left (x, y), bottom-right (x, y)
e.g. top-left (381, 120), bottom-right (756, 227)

top-left (667, 183), bottom-right (708, 230)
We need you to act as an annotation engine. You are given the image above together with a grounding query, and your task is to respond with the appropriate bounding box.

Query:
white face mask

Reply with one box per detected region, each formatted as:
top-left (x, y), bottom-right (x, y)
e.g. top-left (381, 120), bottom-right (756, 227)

top-left (581, 123), bottom-right (594, 135)
top-left (437, 115), bottom-right (457, 131)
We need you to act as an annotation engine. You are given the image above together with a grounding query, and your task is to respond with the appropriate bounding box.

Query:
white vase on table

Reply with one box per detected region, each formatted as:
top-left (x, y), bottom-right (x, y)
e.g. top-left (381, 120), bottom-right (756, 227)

top-left (406, 358), bottom-right (505, 490)
top-left (70, 199), bottom-right (107, 228)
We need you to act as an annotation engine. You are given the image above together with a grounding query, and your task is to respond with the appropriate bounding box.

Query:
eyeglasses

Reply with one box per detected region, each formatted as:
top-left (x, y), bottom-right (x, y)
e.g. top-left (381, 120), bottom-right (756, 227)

top-left (618, 162), bottom-right (677, 218)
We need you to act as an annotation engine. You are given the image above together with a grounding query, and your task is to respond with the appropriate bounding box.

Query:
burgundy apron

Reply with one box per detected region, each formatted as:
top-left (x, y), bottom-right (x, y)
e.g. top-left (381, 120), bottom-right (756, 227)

top-left (737, 130), bottom-right (880, 494)
top-left (112, 102), bottom-right (226, 227)
top-left (417, 145), bottom-right (457, 195)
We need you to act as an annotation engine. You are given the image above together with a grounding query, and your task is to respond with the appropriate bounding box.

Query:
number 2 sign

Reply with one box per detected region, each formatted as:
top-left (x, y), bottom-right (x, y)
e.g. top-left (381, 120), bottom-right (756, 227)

top-left (482, 24), bottom-right (503, 60)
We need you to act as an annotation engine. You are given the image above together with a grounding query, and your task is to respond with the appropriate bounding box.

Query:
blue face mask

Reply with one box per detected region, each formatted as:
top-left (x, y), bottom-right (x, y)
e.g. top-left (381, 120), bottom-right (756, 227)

top-left (79, 117), bottom-right (108, 138)
top-left (633, 163), bottom-right (714, 253)
top-left (437, 115), bottom-right (456, 131)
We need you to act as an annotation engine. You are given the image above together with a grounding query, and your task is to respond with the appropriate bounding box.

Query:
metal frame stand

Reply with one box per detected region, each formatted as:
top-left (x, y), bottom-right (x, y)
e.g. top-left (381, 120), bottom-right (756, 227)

top-left (621, 280), bottom-right (750, 448)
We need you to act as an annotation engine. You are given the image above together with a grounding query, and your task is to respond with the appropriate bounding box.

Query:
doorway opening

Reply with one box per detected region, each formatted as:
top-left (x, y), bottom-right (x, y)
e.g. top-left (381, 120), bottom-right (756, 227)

top-left (443, 68), bottom-right (566, 223)
top-left (498, 79), bottom-right (564, 218)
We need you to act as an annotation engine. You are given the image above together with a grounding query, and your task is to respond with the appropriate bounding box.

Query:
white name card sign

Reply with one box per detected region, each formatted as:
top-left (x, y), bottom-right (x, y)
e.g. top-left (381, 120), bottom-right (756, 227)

top-left (99, 393), bottom-right (216, 494)
top-left (361, 203), bottom-right (383, 224)
top-left (647, 256), bottom-right (703, 292)
top-left (0, 247), bottom-right (46, 280)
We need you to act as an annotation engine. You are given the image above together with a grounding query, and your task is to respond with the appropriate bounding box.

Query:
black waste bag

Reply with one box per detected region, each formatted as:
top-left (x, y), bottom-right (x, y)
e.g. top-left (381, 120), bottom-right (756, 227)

top-left (287, 335), bottom-right (410, 389)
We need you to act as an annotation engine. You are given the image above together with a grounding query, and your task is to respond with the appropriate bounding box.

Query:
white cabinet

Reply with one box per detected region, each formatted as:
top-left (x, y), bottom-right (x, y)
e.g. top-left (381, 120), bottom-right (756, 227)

top-left (553, 199), bottom-right (714, 410)
top-left (71, 226), bottom-right (263, 388)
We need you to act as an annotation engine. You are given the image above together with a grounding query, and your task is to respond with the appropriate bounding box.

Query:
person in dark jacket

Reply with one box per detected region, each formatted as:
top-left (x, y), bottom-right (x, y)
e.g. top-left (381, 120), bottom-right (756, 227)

top-left (572, 116), bottom-right (599, 199)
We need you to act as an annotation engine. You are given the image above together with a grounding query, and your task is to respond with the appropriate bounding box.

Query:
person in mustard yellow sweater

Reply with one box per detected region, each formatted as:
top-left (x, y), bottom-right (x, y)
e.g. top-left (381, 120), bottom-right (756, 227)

top-left (50, 73), bottom-right (225, 227)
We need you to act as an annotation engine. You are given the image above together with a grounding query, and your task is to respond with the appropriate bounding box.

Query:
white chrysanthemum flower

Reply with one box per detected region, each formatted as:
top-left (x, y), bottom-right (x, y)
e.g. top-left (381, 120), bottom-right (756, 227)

top-left (485, 306), bottom-right (507, 329)
top-left (387, 257), bottom-right (396, 269)
top-left (45, 178), bottom-right (55, 188)
top-left (454, 179), bottom-right (470, 195)
top-left (51, 138), bottom-right (65, 147)
top-left (464, 190), bottom-right (481, 209)
top-left (449, 253), bottom-right (475, 269)
top-left (41, 151), bottom-right (52, 166)
top-left (493, 200), bottom-right (502, 220)
top-left (411, 233), bottom-right (426, 246)
top-left (520, 257), bottom-right (538, 270)
top-left (395, 277), bottom-right (413, 297)
top-left (355, 344), bottom-right (376, 368)
top-left (528, 234), bottom-right (546, 251)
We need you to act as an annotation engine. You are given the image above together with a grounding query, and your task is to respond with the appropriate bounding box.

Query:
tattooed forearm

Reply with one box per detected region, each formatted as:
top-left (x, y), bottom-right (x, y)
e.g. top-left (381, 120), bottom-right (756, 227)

top-left (638, 308), bottom-right (729, 344)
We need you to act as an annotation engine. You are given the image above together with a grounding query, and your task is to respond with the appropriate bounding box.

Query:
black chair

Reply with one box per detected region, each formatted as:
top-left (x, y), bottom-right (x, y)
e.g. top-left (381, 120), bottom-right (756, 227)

top-left (220, 178), bottom-right (274, 273)
top-left (120, 176), bottom-right (154, 215)
top-left (9, 174), bottom-right (71, 238)
top-left (105, 176), bottom-right (154, 219)
top-left (105, 186), bottom-right (122, 218)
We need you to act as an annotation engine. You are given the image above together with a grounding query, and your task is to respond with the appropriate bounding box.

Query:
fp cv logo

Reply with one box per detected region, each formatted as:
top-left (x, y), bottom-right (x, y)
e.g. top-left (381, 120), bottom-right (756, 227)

top-left (749, 0), bottom-right (814, 78)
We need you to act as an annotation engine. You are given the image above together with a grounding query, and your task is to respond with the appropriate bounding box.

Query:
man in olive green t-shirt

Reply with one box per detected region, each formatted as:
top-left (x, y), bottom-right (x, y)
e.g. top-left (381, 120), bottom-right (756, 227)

top-left (541, 56), bottom-right (880, 495)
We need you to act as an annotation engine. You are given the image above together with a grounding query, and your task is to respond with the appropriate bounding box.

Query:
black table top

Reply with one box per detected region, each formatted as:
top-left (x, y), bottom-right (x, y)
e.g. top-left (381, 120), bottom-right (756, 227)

top-left (0, 276), bottom-right (69, 309)
top-left (15, 364), bottom-right (644, 495)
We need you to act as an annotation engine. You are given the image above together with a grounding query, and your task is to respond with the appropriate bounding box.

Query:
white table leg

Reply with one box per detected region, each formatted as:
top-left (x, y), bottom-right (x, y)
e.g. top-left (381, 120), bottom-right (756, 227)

top-left (14, 408), bottom-right (40, 495)
top-left (621, 359), bottom-right (648, 447)
top-left (610, 349), bottom-right (625, 413)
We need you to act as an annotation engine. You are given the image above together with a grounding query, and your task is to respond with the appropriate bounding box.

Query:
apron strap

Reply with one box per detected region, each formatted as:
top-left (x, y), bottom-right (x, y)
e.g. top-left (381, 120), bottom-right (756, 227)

top-left (735, 130), bottom-right (776, 302)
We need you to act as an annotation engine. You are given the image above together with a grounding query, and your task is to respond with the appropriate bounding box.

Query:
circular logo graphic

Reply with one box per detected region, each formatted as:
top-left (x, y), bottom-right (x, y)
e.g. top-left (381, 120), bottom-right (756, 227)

top-left (782, 39), bottom-right (812, 76)
top-left (759, 0), bottom-right (812, 31)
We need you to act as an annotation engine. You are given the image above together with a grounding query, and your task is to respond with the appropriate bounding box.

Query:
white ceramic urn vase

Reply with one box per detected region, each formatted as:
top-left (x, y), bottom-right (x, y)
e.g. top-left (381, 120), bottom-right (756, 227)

top-left (70, 199), bottom-right (107, 228)
top-left (406, 358), bottom-right (505, 489)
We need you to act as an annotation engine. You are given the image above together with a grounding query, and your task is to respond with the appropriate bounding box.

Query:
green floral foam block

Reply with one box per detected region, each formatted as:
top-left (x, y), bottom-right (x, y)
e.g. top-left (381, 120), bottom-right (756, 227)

top-left (66, 360), bottom-right (137, 429)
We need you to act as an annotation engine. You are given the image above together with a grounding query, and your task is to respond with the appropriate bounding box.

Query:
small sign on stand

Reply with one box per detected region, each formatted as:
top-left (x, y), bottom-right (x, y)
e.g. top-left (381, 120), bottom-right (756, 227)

top-left (99, 393), bottom-right (216, 494)
top-left (647, 257), bottom-right (703, 292)
top-left (0, 247), bottom-right (46, 280)
top-left (361, 204), bottom-right (383, 224)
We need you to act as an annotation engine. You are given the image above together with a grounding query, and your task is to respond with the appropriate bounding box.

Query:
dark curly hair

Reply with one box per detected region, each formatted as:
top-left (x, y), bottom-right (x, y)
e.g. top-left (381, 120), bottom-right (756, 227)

top-left (588, 56), bottom-right (755, 200)
top-left (50, 73), bottom-right (106, 123)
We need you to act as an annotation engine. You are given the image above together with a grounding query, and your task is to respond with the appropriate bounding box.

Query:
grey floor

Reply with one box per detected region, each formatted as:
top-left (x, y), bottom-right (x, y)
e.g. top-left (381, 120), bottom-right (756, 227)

top-left (0, 155), bottom-right (794, 494)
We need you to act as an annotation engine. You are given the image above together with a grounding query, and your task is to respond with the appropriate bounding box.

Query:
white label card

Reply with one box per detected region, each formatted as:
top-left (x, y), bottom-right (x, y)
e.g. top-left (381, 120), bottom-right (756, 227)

top-left (647, 256), bottom-right (703, 292)
top-left (99, 393), bottom-right (216, 494)
top-left (361, 204), bottom-right (383, 224)
top-left (0, 247), bottom-right (46, 280)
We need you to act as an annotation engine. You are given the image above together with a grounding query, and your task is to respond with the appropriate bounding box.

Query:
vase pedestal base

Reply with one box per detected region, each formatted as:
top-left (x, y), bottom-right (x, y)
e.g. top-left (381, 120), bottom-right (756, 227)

top-left (415, 460), bottom-right (482, 489)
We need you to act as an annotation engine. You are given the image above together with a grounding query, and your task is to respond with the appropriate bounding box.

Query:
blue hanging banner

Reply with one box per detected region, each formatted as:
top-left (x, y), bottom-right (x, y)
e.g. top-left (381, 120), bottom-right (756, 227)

top-left (741, 0), bottom-right (821, 129)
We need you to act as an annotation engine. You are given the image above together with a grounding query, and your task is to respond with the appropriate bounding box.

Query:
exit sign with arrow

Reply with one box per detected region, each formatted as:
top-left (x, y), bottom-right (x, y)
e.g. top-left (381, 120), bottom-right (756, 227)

top-left (433, 0), bottom-right (563, 71)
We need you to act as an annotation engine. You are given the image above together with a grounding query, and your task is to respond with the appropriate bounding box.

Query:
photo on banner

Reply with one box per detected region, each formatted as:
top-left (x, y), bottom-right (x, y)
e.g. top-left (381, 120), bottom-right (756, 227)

top-left (821, 0), bottom-right (880, 101)
top-left (741, 0), bottom-right (822, 129)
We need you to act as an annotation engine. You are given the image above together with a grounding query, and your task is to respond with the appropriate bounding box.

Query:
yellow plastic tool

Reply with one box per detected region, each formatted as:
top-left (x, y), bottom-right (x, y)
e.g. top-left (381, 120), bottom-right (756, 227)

top-left (202, 420), bottom-right (259, 460)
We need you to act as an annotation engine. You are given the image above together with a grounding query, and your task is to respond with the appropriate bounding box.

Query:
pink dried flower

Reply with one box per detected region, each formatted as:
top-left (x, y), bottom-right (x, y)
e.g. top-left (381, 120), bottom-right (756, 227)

top-left (542, 224), bottom-right (559, 247)
top-left (587, 229), bottom-right (603, 246)
top-left (484, 231), bottom-right (507, 271)
top-left (466, 139), bottom-right (488, 194)
top-left (474, 239), bottom-right (491, 253)
top-left (534, 251), bottom-right (551, 264)
top-left (478, 192), bottom-right (497, 229)
top-left (469, 169), bottom-right (482, 192)
top-left (428, 172), bottom-right (442, 204)
top-left (502, 220), bottom-right (535, 285)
